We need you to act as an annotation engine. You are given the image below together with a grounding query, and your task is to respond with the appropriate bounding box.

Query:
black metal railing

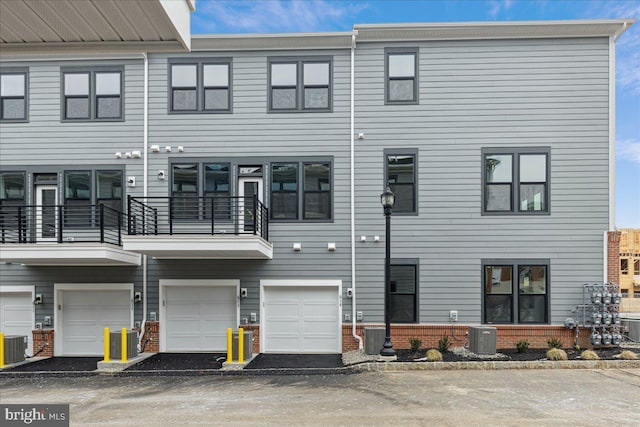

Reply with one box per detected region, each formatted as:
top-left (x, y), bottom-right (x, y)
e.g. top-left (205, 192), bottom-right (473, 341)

top-left (127, 195), bottom-right (269, 240)
top-left (0, 204), bottom-right (124, 246)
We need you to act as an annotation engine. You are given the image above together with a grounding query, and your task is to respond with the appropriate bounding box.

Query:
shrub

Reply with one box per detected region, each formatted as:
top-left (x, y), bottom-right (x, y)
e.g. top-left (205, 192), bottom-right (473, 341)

top-left (437, 335), bottom-right (451, 352)
top-left (426, 349), bottom-right (443, 362)
top-left (619, 350), bottom-right (638, 360)
top-left (580, 350), bottom-right (599, 360)
top-left (547, 338), bottom-right (563, 349)
top-left (515, 340), bottom-right (529, 353)
top-left (408, 337), bottom-right (422, 353)
top-left (546, 348), bottom-right (568, 361)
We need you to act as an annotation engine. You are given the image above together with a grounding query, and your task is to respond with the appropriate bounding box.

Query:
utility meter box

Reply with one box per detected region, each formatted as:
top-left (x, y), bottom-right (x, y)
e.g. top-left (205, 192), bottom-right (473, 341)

top-left (468, 326), bottom-right (497, 355)
top-left (109, 331), bottom-right (138, 359)
top-left (364, 327), bottom-right (385, 355)
top-left (232, 330), bottom-right (253, 361)
top-left (3, 335), bottom-right (27, 364)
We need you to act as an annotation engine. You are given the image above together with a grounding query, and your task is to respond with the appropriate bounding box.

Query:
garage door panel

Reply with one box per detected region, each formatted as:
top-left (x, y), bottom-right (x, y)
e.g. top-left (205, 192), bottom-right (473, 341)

top-left (0, 292), bottom-right (34, 353)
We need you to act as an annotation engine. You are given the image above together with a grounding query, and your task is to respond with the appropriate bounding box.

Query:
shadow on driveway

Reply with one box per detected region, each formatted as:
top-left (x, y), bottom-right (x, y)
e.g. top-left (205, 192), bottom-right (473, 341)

top-left (245, 354), bottom-right (343, 369)
top-left (126, 353), bottom-right (226, 371)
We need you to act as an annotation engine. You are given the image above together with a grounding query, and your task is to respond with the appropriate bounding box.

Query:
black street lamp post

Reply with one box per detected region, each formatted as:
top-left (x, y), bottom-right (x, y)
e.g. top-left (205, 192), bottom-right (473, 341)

top-left (380, 187), bottom-right (396, 356)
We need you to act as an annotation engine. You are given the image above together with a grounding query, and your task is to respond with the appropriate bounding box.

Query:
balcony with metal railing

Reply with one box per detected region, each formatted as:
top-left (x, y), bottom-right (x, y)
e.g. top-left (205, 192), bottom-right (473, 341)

top-left (0, 204), bottom-right (141, 266)
top-left (121, 195), bottom-right (272, 259)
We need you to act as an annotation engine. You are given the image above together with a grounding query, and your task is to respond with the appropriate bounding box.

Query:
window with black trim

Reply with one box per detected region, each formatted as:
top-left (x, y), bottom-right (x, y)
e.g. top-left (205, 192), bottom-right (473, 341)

top-left (271, 161), bottom-right (332, 221)
top-left (0, 172), bottom-right (26, 207)
top-left (64, 170), bottom-right (122, 226)
top-left (621, 259), bottom-right (629, 275)
top-left (635, 259), bottom-right (640, 276)
top-left (385, 48), bottom-right (418, 104)
top-left (1, 70), bottom-right (27, 121)
top-left (483, 148), bottom-right (549, 214)
top-left (269, 58), bottom-right (331, 112)
top-left (63, 69), bottom-right (122, 120)
top-left (483, 260), bottom-right (549, 324)
top-left (390, 262), bottom-right (418, 323)
top-left (385, 151), bottom-right (417, 214)
top-left (169, 60), bottom-right (231, 113)
top-left (171, 163), bottom-right (231, 219)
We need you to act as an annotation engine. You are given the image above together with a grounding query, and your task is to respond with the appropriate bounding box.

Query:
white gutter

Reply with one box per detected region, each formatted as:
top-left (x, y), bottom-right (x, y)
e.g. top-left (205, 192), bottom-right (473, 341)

top-left (608, 34), bottom-right (616, 231)
top-left (139, 52), bottom-right (149, 351)
top-left (350, 31), bottom-right (363, 351)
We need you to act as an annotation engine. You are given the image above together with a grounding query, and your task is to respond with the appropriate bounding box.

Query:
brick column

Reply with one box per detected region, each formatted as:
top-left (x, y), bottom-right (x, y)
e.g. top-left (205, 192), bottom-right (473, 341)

top-left (32, 329), bottom-right (54, 357)
top-left (140, 321), bottom-right (159, 353)
top-left (240, 324), bottom-right (260, 355)
top-left (608, 231), bottom-right (621, 284)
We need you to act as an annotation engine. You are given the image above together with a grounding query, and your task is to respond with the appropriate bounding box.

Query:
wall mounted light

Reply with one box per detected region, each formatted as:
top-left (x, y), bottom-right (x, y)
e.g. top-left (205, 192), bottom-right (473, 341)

top-left (374, 235), bottom-right (380, 242)
top-left (158, 170), bottom-right (166, 180)
top-left (127, 176), bottom-right (136, 187)
top-left (150, 145), bottom-right (160, 153)
top-left (165, 146), bottom-right (172, 152)
top-left (240, 288), bottom-right (248, 298)
top-left (132, 150), bottom-right (141, 158)
top-left (360, 235), bottom-right (367, 242)
top-left (328, 243), bottom-right (336, 251)
top-left (293, 243), bottom-right (302, 251)
top-left (125, 152), bottom-right (132, 159)
top-left (177, 146), bottom-right (184, 152)
top-left (115, 152), bottom-right (122, 159)
top-left (34, 294), bottom-right (43, 305)
top-left (357, 132), bottom-right (365, 140)
top-left (134, 292), bottom-right (142, 303)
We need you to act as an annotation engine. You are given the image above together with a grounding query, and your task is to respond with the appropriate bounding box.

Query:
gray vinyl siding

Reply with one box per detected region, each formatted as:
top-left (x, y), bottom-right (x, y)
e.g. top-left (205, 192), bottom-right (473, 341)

top-left (354, 37), bottom-right (610, 325)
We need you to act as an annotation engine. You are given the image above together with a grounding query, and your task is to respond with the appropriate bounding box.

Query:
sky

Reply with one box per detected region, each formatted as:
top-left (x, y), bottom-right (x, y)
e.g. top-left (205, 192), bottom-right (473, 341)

top-left (190, 0), bottom-right (640, 228)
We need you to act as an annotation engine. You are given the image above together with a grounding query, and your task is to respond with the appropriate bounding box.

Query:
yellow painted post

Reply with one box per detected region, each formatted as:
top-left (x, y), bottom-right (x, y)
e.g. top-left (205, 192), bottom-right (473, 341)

top-left (103, 328), bottom-right (110, 362)
top-left (238, 327), bottom-right (244, 363)
top-left (0, 332), bottom-right (5, 368)
top-left (121, 328), bottom-right (128, 363)
top-left (227, 328), bottom-right (233, 362)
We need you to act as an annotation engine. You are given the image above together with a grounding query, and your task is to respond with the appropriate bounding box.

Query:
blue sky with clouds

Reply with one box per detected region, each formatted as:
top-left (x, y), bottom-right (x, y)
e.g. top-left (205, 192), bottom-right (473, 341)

top-left (191, 0), bottom-right (639, 228)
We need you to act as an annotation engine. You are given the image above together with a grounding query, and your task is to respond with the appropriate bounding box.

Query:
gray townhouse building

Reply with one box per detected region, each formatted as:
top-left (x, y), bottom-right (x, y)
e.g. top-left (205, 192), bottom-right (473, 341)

top-left (0, 1), bottom-right (634, 357)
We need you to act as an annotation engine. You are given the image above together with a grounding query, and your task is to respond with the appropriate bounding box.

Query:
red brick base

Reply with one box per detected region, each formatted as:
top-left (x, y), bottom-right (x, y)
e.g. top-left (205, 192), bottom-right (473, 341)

top-left (239, 324), bottom-right (261, 355)
top-left (32, 329), bottom-right (54, 357)
top-left (140, 321), bottom-right (159, 353)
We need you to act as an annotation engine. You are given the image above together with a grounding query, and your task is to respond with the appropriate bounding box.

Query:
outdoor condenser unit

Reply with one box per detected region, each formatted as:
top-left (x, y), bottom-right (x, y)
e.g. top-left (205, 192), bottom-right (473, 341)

top-left (468, 326), bottom-right (496, 355)
top-left (622, 319), bottom-right (640, 341)
top-left (232, 330), bottom-right (253, 361)
top-left (3, 335), bottom-right (27, 364)
top-left (109, 331), bottom-right (138, 359)
top-left (364, 327), bottom-right (385, 355)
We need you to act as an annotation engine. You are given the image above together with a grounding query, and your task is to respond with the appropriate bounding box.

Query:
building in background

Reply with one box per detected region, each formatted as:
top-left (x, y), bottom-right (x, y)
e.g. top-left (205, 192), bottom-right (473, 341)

top-left (619, 229), bottom-right (640, 315)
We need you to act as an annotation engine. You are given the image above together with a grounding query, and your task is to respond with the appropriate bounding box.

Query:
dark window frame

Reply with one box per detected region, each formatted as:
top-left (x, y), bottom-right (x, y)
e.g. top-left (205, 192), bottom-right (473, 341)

top-left (302, 162), bottom-right (332, 220)
top-left (384, 148), bottom-right (418, 215)
top-left (0, 68), bottom-right (28, 122)
top-left (482, 147), bottom-right (551, 216)
top-left (0, 171), bottom-right (27, 206)
top-left (61, 67), bottom-right (124, 122)
top-left (390, 259), bottom-right (419, 323)
top-left (168, 58), bottom-right (232, 114)
top-left (621, 258), bottom-right (629, 275)
top-left (385, 47), bottom-right (419, 105)
top-left (170, 162), bottom-right (232, 220)
top-left (268, 56), bottom-right (333, 113)
top-left (482, 259), bottom-right (550, 325)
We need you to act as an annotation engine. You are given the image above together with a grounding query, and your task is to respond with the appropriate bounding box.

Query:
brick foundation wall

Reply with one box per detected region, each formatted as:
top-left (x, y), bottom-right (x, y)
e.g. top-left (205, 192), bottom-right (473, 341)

top-left (239, 324), bottom-right (260, 355)
top-left (32, 329), bottom-right (54, 357)
top-left (608, 231), bottom-right (621, 284)
top-left (342, 324), bottom-right (591, 351)
top-left (140, 321), bottom-right (159, 353)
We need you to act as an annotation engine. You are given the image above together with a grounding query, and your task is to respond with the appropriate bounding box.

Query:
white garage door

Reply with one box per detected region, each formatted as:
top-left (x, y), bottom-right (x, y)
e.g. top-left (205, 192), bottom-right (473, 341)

top-left (263, 285), bottom-right (340, 353)
top-left (0, 291), bottom-right (33, 354)
top-left (60, 290), bottom-right (131, 356)
top-left (164, 286), bottom-right (237, 352)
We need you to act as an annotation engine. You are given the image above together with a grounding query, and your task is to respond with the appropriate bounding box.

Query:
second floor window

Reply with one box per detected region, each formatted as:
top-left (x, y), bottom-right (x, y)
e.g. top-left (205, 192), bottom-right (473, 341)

top-left (63, 70), bottom-right (122, 120)
top-left (271, 161), bottom-right (332, 220)
top-left (385, 152), bottom-right (417, 214)
top-left (1, 70), bottom-right (27, 121)
top-left (171, 163), bottom-right (231, 219)
top-left (269, 58), bottom-right (331, 112)
top-left (0, 172), bottom-right (26, 207)
top-left (170, 61), bottom-right (231, 113)
top-left (386, 49), bottom-right (418, 104)
top-left (64, 170), bottom-right (122, 226)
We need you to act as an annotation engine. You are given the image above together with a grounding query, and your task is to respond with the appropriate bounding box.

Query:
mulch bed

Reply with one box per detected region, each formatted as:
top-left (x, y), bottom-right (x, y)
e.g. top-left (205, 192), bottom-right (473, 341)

top-left (396, 347), bottom-right (625, 362)
top-left (245, 354), bottom-right (344, 369)
top-left (5, 357), bottom-right (102, 372)
top-left (125, 353), bottom-right (226, 371)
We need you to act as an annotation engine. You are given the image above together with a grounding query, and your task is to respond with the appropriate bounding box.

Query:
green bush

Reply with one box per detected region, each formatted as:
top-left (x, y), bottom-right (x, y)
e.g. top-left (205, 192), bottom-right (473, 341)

top-left (408, 337), bottom-right (422, 353)
top-left (426, 349), bottom-right (443, 362)
top-left (547, 338), bottom-right (563, 349)
top-left (515, 340), bottom-right (529, 353)
top-left (546, 348), bottom-right (568, 361)
top-left (619, 350), bottom-right (638, 360)
top-left (580, 350), bottom-right (599, 360)
top-left (437, 335), bottom-right (451, 352)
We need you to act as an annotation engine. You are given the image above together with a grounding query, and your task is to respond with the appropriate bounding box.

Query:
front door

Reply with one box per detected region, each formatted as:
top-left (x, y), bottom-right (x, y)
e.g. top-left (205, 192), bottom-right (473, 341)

top-left (36, 185), bottom-right (57, 241)
top-left (238, 177), bottom-right (263, 232)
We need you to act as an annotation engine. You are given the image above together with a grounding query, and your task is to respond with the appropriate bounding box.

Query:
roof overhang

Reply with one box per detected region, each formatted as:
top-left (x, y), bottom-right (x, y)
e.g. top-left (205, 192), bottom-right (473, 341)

top-left (0, 244), bottom-right (142, 266)
top-left (191, 32), bottom-right (354, 51)
top-left (354, 19), bottom-right (635, 43)
top-left (121, 235), bottom-right (273, 259)
top-left (0, 0), bottom-right (195, 55)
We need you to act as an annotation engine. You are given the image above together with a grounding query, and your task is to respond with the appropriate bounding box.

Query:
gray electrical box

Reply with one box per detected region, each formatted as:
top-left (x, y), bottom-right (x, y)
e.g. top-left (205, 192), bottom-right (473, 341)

top-left (232, 330), bottom-right (253, 361)
top-left (3, 335), bottom-right (26, 364)
top-left (622, 319), bottom-right (640, 341)
top-left (364, 327), bottom-right (385, 355)
top-left (469, 326), bottom-right (497, 355)
top-left (109, 331), bottom-right (138, 359)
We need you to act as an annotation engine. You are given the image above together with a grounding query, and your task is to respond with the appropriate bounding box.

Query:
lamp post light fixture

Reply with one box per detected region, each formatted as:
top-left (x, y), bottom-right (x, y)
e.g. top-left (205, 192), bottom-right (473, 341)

top-left (380, 187), bottom-right (396, 356)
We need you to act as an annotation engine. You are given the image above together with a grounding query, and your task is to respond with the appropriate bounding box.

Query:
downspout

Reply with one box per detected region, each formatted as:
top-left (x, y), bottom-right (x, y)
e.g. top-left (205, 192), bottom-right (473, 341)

top-left (604, 230), bottom-right (608, 283)
top-left (608, 33), bottom-right (617, 232)
top-left (139, 52), bottom-right (149, 351)
top-left (350, 31), bottom-right (363, 351)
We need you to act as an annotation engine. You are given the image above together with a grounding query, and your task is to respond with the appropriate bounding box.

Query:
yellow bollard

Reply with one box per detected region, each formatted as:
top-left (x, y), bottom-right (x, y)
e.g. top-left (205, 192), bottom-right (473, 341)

top-left (103, 328), bottom-right (110, 362)
top-left (227, 328), bottom-right (233, 363)
top-left (121, 327), bottom-right (128, 363)
top-left (238, 327), bottom-right (244, 363)
top-left (0, 332), bottom-right (5, 368)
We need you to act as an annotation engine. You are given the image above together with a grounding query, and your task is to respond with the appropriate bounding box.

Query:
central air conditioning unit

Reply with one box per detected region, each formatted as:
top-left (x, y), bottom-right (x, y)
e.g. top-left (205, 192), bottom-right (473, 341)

top-left (364, 327), bottom-right (386, 355)
top-left (468, 326), bottom-right (497, 355)
top-left (109, 331), bottom-right (138, 359)
top-left (232, 330), bottom-right (253, 361)
top-left (3, 335), bottom-right (27, 364)
top-left (622, 319), bottom-right (640, 341)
